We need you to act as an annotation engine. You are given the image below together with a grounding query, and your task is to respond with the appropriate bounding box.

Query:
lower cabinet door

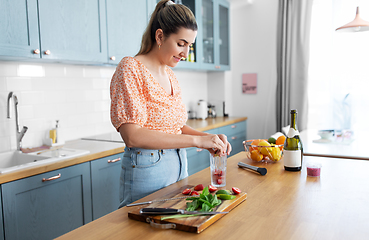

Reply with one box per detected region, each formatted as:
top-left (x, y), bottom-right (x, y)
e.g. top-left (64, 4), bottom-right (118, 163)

top-left (90, 153), bottom-right (122, 220)
top-left (187, 148), bottom-right (210, 176)
top-left (0, 189), bottom-right (3, 240)
top-left (228, 131), bottom-right (247, 157)
top-left (1, 162), bottom-right (92, 240)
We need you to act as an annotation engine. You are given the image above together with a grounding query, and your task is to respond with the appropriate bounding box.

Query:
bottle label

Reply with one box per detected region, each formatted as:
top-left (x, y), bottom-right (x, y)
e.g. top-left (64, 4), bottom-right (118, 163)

top-left (283, 150), bottom-right (302, 167)
top-left (287, 128), bottom-right (299, 138)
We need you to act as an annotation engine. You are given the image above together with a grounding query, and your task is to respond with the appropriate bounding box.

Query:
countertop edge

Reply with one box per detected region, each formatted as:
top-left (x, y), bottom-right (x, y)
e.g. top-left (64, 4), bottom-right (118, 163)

top-left (0, 117), bottom-right (247, 184)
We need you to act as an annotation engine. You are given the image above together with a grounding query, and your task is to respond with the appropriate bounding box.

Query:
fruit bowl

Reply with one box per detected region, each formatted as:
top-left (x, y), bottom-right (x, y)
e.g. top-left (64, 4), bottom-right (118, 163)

top-left (243, 139), bottom-right (284, 163)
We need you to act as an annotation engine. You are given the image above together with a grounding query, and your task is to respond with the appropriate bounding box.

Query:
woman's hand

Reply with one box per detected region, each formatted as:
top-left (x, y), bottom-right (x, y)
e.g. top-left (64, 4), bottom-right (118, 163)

top-left (216, 134), bottom-right (232, 156)
top-left (195, 134), bottom-right (231, 156)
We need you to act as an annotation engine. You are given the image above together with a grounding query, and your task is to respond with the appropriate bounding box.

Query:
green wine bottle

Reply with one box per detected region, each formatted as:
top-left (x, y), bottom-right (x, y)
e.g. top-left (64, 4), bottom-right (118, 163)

top-left (283, 109), bottom-right (303, 171)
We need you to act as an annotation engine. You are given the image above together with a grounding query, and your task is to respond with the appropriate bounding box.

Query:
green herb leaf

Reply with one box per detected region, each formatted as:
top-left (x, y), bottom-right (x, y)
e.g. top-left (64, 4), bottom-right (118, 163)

top-left (201, 203), bottom-right (211, 212)
top-left (185, 186), bottom-right (222, 212)
top-left (186, 199), bottom-right (200, 211)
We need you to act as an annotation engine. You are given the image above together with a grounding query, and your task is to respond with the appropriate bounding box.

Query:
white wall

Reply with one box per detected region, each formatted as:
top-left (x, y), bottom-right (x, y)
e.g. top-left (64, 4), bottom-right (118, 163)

top-left (228, 0), bottom-right (278, 139)
top-left (0, 61), bottom-right (207, 152)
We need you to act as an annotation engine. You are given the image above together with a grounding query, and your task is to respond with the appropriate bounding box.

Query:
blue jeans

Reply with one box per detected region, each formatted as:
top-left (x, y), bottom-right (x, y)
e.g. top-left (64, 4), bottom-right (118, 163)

top-left (118, 147), bottom-right (188, 208)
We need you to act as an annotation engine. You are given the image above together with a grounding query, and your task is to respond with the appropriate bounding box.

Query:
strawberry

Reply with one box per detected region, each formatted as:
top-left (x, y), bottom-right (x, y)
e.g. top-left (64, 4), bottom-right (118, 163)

top-left (232, 187), bottom-right (241, 195)
top-left (182, 188), bottom-right (191, 195)
top-left (190, 191), bottom-right (199, 196)
top-left (194, 184), bottom-right (204, 191)
top-left (208, 185), bottom-right (217, 193)
top-left (217, 178), bottom-right (223, 185)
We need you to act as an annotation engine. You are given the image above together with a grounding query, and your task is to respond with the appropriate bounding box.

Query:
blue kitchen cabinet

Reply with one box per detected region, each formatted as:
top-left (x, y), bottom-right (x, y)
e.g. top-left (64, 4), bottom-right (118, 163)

top-left (187, 147), bottom-right (211, 176)
top-left (0, 0), bottom-right (107, 63)
top-left (1, 162), bottom-right (92, 240)
top-left (199, 0), bottom-right (230, 71)
top-left (0, 188), bottom-right (3, 240)
top-left (90, 153), bottom-right (122, 220)
top-left (106, 0), bottom-right (149, 64)
top-left (0, 0), bottom-right (40, 59)
top-left (37, 0), bottom-right (107, 62)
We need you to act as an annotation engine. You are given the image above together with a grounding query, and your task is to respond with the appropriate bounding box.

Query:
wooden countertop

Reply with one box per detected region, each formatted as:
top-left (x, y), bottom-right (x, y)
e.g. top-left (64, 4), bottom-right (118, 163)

top-left (186, 116), bottom-right (247, 132)
top-left (56, 152), bottom-right (369, 239)
top-left (0, 117), bottom-right (247, 184)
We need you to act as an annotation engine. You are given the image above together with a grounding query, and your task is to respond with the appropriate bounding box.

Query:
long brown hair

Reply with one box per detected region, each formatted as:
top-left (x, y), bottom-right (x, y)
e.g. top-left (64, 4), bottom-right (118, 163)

top-left (136, 0), bottom-right (197, 55)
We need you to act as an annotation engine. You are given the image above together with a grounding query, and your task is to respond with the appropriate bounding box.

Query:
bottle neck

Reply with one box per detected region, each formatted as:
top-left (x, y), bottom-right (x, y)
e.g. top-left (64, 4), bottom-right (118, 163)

top-left (290, 112), bottom-right (297, 130)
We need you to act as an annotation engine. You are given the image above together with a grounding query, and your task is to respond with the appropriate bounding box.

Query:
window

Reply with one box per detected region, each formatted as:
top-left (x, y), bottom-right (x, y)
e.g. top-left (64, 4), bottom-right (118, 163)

top-left (308, 0), bottom-right (369, 134)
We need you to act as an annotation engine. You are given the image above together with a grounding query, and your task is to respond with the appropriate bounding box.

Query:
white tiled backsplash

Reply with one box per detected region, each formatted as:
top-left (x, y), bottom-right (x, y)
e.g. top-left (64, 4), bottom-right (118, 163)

top-left (0, 61), bottom-right (207, 152)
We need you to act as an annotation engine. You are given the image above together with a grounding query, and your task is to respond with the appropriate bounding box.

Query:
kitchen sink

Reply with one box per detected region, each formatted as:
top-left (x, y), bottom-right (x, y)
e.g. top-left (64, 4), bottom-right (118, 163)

top-left (0, 148), bottom-right (90, 174)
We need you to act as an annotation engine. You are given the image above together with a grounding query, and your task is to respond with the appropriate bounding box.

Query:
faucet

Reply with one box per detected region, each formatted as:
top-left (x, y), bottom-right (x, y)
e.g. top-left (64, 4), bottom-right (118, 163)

top-left (7, 92), bottom-right (28, 151)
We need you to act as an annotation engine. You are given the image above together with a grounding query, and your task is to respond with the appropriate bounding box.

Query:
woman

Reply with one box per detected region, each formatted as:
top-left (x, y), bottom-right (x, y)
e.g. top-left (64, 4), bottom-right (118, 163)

top-left (110, 0), bottom-right (231, 208)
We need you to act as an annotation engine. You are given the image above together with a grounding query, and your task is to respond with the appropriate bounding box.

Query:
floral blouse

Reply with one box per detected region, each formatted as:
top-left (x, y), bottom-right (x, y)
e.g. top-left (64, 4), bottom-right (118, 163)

top-left (110, 56), bottom-right (187, 134)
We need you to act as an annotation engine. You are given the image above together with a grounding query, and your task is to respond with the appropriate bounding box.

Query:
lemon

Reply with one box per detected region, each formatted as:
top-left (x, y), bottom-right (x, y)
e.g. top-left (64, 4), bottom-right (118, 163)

top-left (269, 147), bottom-right (281, 161)
top-left (258, 140), bottom-right (272, 155)
top-left (250, 150), bottom-right (263, 162)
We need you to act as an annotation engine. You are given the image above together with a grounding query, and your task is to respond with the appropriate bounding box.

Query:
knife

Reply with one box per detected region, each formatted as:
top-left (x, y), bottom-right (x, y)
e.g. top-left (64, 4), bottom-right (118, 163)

top-left (140, 208), bottom-right (228, 215)
top-left (126, 196), bottom-right (198, 207)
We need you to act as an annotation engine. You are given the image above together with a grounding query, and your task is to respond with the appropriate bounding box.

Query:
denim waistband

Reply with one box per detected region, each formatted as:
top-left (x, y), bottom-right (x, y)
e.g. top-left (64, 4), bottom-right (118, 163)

top-left (124, 147), bottom-right (182, 154)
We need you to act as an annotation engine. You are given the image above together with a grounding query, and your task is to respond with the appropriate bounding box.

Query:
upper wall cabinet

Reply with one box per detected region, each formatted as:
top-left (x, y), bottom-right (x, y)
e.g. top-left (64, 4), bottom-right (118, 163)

top-left (0, 0), bottom-right (229, 71)
top-left (0, 0), bottom-right (108, 63)
top-left (199, 0), bottom-right (230, 71)
top-left (37, 0), bottom-right (107, 62)
top-left (0, 0), bottom-right (40, 59)
top-left (106, 0), bottom-right (148, 64)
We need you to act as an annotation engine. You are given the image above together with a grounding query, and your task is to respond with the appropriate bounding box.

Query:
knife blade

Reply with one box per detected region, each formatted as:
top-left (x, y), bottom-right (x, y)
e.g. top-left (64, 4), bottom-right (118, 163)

top-left (126, 196), bottom-right (198, 207)
top-left (140, 208), bottom-right (228, 215)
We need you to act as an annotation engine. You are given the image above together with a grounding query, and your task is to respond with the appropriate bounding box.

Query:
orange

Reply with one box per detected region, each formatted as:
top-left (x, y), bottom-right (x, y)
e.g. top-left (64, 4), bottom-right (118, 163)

top-left (276, 135), bottom-right (286, 150)
top-left (249, 139), bottom-right (262, 151)
top-left (250, 150), bottom-right (263, 162)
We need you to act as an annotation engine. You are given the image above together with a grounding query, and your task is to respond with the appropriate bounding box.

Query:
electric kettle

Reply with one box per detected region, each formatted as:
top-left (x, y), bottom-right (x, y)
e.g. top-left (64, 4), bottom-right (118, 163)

top-left (197, 100), bottom-right (207, 120)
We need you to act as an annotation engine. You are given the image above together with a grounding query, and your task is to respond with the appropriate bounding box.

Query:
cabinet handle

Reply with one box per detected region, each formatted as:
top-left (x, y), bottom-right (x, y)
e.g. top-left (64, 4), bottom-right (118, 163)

top-left (110, 56), bottom-right (116, 61)
top-left (44, 50), bottom-right (51, 55)
top-left (215, 66), bottom-right (221, 69)
top-left (108, 157), bottom-right (121, 163)
top-left (33, 49), bottom-right (40, 54)
top-left (196, 148), bottom-right (203, 152)
top-left (42, 173), bottom-right (61, 182)
top-left (231, 136), bottom-right (237, 140)
top-left (231, 125), bottom-right (237, 128)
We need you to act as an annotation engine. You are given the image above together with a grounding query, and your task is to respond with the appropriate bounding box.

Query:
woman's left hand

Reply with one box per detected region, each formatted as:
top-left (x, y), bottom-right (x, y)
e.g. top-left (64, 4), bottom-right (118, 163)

top-left (208, 134), bottom-right (232, 156)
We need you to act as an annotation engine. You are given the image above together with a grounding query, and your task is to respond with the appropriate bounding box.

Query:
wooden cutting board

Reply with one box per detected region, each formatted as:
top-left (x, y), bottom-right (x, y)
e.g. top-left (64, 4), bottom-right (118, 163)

top-left (128, 185), bottom-right (247, 233)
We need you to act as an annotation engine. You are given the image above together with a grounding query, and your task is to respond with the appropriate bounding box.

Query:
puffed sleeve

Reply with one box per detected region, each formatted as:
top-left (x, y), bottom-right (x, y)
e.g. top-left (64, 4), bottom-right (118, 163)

top-left (110, 57), bottom-right (147, 131)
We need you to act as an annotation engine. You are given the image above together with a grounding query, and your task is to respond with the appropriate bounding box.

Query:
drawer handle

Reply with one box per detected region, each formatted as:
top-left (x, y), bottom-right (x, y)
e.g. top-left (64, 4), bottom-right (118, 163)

top-left (110, 56), bottom-right (116, 61)
top-left (44, 50), bottom-right (51, 55)
top-left (42, 173), bottom-right (61, 182)
top-left (196, 148), bottom-right (203, 152)
top-left (108, 157), bottom-right (121, 163)
top-left (231, 125), bottom-right (237, 128)
top-left (33, 49), bottom-right (40, 54)
top-left (231, 136), bottom-right (237, 140)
